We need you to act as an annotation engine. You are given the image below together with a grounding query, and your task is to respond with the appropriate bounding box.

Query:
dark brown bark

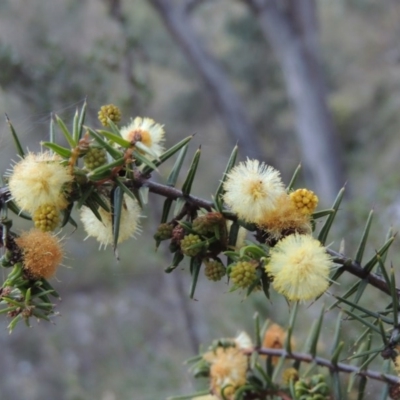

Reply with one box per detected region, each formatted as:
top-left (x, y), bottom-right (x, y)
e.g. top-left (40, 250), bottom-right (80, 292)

top-left (244, 0), bottom-right (345, 203)
top-left (149, 0), bottom-right (264, 160)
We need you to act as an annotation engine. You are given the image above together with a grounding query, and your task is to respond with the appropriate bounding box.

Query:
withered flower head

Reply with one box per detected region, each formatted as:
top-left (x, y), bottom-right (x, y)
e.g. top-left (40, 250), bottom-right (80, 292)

top-left (16, 229), bottom-right (64, 279)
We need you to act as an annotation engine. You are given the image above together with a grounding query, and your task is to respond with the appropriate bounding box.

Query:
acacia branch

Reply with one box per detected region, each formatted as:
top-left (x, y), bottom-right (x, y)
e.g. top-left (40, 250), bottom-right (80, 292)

top-left (250, 347), bottom-right (400, 385)
top-left (0, 175), bottom-right (398, 299)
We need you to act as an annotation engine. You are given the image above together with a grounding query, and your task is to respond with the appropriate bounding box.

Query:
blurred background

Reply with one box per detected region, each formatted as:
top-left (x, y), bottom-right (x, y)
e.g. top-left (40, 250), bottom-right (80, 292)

top-left (1, 0), bottom-right (400, 399)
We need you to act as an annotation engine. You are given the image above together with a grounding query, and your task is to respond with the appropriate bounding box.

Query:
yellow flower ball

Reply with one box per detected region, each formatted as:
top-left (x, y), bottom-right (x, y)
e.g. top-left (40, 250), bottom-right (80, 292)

top-left (120, 117), bottom-right (165, 158)
top-left (8, 152), bottom-right (73, 213)
top-left (290, 188), bottom-right (319, 215)
top-left (203, 346), bottom-right (248, 400)
top-left (80, 195), bottom-right (142, 248)
top-left (266, 234), bottom-right (333, 301)
top-left (223, 159), bottom-right (285, 224)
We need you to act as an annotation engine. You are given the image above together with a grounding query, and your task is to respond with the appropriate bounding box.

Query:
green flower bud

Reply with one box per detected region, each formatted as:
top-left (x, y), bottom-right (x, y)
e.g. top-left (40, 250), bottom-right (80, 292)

top-left (204, 259), bottom-right (226, 281)
top-left (33, 203), bottom-right (60, 232)
top-left (83, 147), bottom-right (107, 170)
top-left (180, 234), bottom-right (203, 257)
top-left (230, 261), bottom-right (258, 288)
top-left (192, 212), bottom-right (224, 236)
top-left (98, 104), bottom-right (121, 127)
top-left (154, 223), bottom-right (174, 241)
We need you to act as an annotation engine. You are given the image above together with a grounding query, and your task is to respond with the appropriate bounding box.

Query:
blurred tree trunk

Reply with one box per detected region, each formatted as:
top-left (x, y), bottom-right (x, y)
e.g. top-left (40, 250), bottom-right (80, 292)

top-left (244, 0), bottom-right (345, 203)
top-left (149, 0), bottom-right (264, 159)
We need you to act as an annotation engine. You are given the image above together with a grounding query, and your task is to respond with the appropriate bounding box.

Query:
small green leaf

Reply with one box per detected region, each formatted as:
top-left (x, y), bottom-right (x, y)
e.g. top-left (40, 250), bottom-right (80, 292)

top-left (106, 117), bottom-right (121, 137)
top-left (173, 198), bottom-right (186, 217)
top-left (340, 308), bottom-right (380, 334)
top-left (132, 149), bottom-right (159, 172)
top-left (98, 129), bottom-right (131, 148)
top-left (331, 371), bottom-right (343, 400)
top-left (55, 114), bottom-right (76, 147)
top-left (331, 341), bottom-right (344, 365)
top-left (214, 145), bottom-right (238, 206)
top-left (41, 142), bottom-right (72, 158)
top-left (49, 114), bottom-right (55, 144)
top-left (181, 147), bottom-right (201, 196)
top-left (142, 135), bottom-right (193, 175)
top-left (161, 198), bottom-right (173, 224)
top-left (286, 164), bottom-right (302, 192)
top-left (86, 127), bottom-right (123, 159)
top-left (6, 113), bottom-right (25, 157)
top-left (114, 177), bottom-right (136, 202)
top-left (318, 187), bottom-right (345, 245)
top-left (167, 144), bottom-right (189, 187)
top-left (112, 186), bottom-right (124, 251)
top-left (303, 305), bottom-right (325, 357)
top-left (189, 257), bottom-right (202, 299)
top-left (72, 108), bottom-right (79, 144)
top-left (164, 252), bottom-right (184, 273)
top-left (334, 295), bottom-right (389, 323)
top-left (363, 236), bottom-right (395, 274)
top-left (331, 312), bottom-right (343, 356)
top-left (311, 209), bottom-right (334, 220)
top-left (6, 199), bottom-right (32, 220)
top-left (377, 255), bottom-right (391, 290)
top-left (75, 100), bottom-right (87, 142)
top-left (355, 210), bottom-right (374, 264)
top-left (60, 202), bottom-right (75, 228)
top-left (88, 156), bottom-right (125, 180)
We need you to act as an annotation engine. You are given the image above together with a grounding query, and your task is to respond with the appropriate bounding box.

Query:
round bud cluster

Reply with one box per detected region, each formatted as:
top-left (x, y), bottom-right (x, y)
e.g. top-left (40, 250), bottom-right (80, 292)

top-left (171, 225), bottom-right (185, 245)
top-left (33, 204), bottom-right (60, 232)
top-left (154, 223), bottom-right (174, 241)
top-left (180, 234), bottom-right (203, 257)
top-left (230, 261), bottom-right (258, 288)
top-left (290, 189), bottom-right (319, 215)
top-left (282, 368), bottom-right (299, 385)
top-left (204, 259), bottom-right (226, 281)
top-left (98, 104), bottom-right (121, 127)
top-left (294, 374), bottom-right (329, 399)
top-left (192, 212), bottom-right (224, 235)
top-left (83, 147), bottom-right (107, 170)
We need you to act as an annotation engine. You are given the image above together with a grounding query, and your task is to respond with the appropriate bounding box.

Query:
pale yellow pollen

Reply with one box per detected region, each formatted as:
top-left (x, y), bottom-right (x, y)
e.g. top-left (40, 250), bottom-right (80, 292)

top-left (248, 180), bottom-right (265, 200)
top-left (140, 130), bottom-right (152, 147)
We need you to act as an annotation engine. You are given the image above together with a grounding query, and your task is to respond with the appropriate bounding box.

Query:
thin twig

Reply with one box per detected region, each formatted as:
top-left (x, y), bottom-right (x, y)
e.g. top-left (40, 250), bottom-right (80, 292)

top-left (251, 347), bottom-right (400, 385)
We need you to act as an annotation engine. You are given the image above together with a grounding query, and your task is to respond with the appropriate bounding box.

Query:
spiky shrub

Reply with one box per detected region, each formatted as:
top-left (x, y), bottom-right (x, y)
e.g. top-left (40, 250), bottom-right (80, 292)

top-left (1, 103), bottom-right (400, 399)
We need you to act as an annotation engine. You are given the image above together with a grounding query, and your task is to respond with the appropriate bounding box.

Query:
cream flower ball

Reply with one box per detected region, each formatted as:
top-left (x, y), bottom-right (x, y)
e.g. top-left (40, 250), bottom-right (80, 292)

top-left (8, 152), bottom-right (73, 213)
top-left (120, 117), bottom-right (165, 158)
top-left (223, 159), bottom-right (286, 224)
top-left (80, 195), bottom-right (142, 248)
top-left (266, 234), bottom-right (333, 301)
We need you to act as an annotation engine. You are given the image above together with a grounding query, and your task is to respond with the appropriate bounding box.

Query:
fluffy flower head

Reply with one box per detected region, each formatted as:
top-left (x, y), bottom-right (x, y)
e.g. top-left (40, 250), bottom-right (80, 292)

top-left (16, 229), bottom-right (64, 279)
top-left (258, 194), bottom-right (312, 241)
top-left (8, 152), bottom-right (73, 213)
top-left (120, 117), bottom-right (165, 158)
top-left (234, 331), bottom-right (253, 350)
top-left (223, 159), bottom-right (285, 223)
top-left (203, 346), bottom-right (248, 399)
top-left (266, 234), bottom-right (332, 301)
top-left (80, 195), bottom-right (142, 248)
top-left (262, 323), bottom-right (294, 365)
